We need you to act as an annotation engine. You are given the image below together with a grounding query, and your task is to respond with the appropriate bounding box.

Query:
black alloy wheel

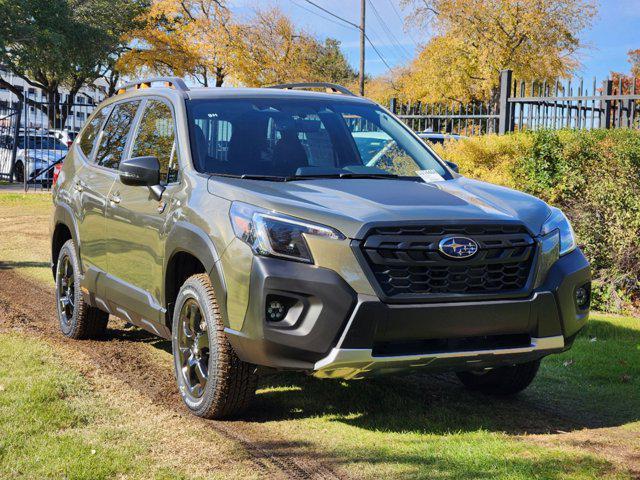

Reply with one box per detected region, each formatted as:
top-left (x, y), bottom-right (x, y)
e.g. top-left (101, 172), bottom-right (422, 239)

top-left (176, 298), bottom-right (210, 401)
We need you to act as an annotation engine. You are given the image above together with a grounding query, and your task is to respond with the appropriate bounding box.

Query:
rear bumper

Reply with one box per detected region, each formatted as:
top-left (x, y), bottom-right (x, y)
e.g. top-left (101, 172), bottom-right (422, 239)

top-left (224, 248), bottom-right (591, 378)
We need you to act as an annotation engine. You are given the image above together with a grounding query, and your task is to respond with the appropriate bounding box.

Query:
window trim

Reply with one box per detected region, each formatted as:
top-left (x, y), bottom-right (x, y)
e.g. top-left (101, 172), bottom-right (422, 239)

top-left (125, 96), bottom-right (182, 185)
top-left (77, 104), bottom-right (112, 163)
top-left (92, 99), bottom-right (143, 171)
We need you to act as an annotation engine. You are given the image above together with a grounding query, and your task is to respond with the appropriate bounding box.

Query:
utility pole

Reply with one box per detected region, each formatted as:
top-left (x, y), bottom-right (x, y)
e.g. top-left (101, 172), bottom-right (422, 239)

top-left (359, 0), bottom-right (365, 96)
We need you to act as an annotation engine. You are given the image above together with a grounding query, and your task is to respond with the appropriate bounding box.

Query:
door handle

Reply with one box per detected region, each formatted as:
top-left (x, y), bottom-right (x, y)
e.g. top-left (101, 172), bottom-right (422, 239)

top-left (109, 194), bottom-right (121, 204)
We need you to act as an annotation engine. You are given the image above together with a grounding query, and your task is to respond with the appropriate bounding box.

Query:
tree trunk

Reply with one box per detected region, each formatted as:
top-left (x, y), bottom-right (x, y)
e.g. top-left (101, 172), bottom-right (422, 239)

top-left (215, 67), bottom-right (224, 87)
top-left (46, 90), bottom-right (63, 130)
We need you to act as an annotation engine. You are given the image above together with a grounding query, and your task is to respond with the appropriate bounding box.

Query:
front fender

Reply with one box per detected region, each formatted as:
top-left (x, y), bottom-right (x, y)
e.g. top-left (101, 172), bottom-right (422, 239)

top-left (164, 221), bottom-right (229, 325)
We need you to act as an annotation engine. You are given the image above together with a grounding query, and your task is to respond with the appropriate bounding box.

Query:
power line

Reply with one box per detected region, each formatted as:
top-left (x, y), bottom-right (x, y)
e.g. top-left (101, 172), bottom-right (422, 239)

top-left (289, 0), bottom-right (354, 32)
top-left (300, 0), bottom-right (360, 30)
top-left (385, 0), bottom-right (420, 48)
top-left (300, 0), bottom-right (394, 73)
top-left (367, 0), bottom-right (411, 61)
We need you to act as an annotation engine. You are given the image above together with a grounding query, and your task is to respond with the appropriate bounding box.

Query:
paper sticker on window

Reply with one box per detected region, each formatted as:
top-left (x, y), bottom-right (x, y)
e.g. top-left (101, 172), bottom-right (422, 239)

top-left (416, 169), bottom-right (444, 183)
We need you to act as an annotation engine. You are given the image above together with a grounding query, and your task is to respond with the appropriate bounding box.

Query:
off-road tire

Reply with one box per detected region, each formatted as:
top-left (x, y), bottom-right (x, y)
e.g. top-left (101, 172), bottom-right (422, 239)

top-left (172, 273), bottom-right (257, 419)
top-left (55, 239), bottom-right (109, 339)
top-left (456, 359), bottom-right (541, 395)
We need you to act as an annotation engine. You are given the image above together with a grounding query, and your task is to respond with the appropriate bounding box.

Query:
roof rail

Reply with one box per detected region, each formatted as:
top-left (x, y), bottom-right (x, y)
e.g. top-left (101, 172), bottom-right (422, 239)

top-left (266, 82), bottom-right (356, 96)
top-left (116, 77), bottom-right (190, 95)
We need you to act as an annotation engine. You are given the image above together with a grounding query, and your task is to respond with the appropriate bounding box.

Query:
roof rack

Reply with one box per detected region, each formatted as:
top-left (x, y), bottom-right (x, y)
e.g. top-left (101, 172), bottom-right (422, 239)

top-left (116, 77), bottom-right (190, 95)
top-left (266, 82), bottom-right (356, 96)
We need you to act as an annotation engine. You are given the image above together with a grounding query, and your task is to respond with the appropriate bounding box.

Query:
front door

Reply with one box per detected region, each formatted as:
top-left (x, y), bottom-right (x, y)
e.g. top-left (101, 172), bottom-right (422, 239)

top-left (76, 99), bottom-right (141, 297)
top-left (73, 104), bottom-right (117, 277)
top-left (105, 98), bottom-right (181, 327)
top-left (74, 164), bottom-right (117, 275)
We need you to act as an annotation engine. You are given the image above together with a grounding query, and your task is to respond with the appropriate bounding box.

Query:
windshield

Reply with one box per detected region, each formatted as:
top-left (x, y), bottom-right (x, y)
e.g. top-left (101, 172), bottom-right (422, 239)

top-left (186, 98), bottom-right (450, 180)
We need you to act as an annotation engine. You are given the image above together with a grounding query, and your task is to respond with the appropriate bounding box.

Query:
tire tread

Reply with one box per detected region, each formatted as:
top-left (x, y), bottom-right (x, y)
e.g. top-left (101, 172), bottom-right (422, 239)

top-left (175, 273), bottom-right (256, 419)
top-left (57, 240), bottom-right (109, 340)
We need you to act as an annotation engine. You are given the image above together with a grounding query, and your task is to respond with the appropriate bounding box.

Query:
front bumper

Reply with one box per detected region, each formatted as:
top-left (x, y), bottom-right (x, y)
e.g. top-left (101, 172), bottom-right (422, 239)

top-left (224, 248), bottom-right (591, 379)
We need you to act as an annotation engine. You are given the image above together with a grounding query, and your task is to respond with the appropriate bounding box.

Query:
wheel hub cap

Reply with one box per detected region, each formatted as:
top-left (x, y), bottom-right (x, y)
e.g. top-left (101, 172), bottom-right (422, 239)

top-left (57, 256), bottom-right (75, 325)
top-left (177, 299), bottom-right (209, 399)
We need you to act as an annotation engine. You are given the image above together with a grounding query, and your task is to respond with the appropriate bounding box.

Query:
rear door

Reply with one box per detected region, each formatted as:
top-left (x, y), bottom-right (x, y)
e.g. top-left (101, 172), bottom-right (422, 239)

top-left (105, 98), bottom-right (181, 325)
top-left (75, 100), bottom-right (140, 279)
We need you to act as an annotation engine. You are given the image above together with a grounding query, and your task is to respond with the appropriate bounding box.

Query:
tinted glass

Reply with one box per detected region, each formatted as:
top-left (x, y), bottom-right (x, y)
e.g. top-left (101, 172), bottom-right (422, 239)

top-left (186, 98), bottom-right (448, 179)
top-left (131, 100), bottom-right (178, 183)
top-left (79, 107), bottom-right (109, 158)
top-left (94, 101), bottom-right (140, 169)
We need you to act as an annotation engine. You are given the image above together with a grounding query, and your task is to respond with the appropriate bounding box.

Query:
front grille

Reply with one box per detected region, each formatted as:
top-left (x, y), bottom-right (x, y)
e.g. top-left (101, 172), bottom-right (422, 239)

top-left (360, 224), bottom-right (536, 300)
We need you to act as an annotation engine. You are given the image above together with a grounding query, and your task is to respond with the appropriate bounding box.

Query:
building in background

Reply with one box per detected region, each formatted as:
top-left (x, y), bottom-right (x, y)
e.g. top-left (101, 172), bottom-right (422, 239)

top-left (0, 67), bottom-right (105, 134)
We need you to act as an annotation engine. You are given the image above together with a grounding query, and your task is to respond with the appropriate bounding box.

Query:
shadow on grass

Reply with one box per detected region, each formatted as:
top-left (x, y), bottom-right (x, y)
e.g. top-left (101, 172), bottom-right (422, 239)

top-left (247, 319), bottom-right (640, 435)
top-left (91, 319), bottom-right (634, 478)
top-left (106, 316), bottom-right (640, 436)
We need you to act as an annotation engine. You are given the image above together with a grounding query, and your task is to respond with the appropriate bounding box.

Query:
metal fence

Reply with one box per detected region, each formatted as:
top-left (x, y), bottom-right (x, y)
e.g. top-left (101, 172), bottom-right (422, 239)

top-left (0, 101), bottom-right (21, 182)
top-left (0, 99), bottom-right (98, 190)
top-left (391, 70), bottom-right (640, 136)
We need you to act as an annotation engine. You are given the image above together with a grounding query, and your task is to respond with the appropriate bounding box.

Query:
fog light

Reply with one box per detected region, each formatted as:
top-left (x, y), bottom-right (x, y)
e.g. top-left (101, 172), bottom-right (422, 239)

top-left (575, 284), bottom-right (590, 309)
top-left (266, 299), bottom-right (288, 322)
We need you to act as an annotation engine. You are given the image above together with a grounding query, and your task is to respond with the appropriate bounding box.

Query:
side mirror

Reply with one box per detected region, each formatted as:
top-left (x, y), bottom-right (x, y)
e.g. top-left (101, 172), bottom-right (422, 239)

top-left (446, 161), bottom-right (459, 173)
top-left (119, 156), bottom-right (165, 200)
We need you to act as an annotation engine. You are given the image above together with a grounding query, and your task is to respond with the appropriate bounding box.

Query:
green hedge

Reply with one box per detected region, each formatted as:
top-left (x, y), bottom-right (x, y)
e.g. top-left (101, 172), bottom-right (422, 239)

top-left (432, 129), bottom-right (640, 314)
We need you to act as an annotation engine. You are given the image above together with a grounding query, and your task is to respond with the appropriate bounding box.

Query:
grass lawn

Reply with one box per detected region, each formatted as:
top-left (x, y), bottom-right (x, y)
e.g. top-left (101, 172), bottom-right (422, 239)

top-left (0, 193), bottom-right (53, 284)
top-left (0, 332), bottom-right (256, 480)
top-left (1, 191), bottom-right (639, 479)
top-left (252, 312), bottom-right (640, 479)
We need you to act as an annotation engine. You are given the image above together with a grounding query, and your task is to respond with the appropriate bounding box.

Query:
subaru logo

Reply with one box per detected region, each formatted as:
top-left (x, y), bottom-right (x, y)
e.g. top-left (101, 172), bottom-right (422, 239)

top-left (438, 236), bottom-right (479, 259)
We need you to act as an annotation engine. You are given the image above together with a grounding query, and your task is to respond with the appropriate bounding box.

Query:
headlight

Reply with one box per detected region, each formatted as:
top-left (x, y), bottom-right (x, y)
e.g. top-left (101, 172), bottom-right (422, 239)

top-left (229, 202), bottom-right (345, 263)
top-left (541, 207), bottom-right (576, 256)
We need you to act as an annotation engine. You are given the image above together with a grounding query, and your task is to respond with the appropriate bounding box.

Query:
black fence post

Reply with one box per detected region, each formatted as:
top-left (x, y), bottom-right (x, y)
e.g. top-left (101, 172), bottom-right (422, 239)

top-left (498, 69), bottom-right (513, 134)
top-left (600, 79), bottom-right (613, 128)
top-left (8, 99), bottom-right (23, 183)
top-left (389, 97), bottom-right (397, 114)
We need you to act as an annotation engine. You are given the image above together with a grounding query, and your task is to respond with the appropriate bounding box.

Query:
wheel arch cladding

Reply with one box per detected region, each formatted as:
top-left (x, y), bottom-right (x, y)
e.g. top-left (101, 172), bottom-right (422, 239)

top-left (164, 221), bottom-right (227, 330)
top-left (51, 203), bottom-right (81, 279)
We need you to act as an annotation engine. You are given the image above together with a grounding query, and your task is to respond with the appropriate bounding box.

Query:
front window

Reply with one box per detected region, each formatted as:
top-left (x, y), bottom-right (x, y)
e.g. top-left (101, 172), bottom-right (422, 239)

top-left (94, 100), bottom-right (140, 169)
top-left (130, 100), bottom-right (179, 183)
top-left (186, 98), bottom-right (450, 180)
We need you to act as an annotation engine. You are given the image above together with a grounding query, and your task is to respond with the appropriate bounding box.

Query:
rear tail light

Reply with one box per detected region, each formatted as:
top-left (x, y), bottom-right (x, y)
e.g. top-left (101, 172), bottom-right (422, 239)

top-left (53, 162), bottom-right (63, 186)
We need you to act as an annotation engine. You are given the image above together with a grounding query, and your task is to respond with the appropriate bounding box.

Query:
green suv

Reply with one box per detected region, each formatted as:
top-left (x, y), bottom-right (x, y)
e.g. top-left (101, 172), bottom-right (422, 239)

top-left (51, 78), bottom-right (591, 419)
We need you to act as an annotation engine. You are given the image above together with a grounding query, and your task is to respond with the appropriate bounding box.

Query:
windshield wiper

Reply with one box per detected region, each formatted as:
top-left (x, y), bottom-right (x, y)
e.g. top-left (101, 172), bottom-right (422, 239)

top-left (289, 172), bottom-right (398, 180)
top-left (210, 173), bottom-right (289, 182)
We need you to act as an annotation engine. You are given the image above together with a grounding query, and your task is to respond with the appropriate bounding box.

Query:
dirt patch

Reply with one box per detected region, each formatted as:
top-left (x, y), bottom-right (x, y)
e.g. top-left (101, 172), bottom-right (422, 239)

top-left (0, 268), bottom-right (346, 480)
top-left (526, 428), bottom-right (640, 479)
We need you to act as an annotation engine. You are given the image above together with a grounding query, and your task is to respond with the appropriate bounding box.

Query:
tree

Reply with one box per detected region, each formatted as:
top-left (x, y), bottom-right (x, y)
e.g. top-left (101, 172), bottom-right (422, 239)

top-left (399, 0), bottom-right (597, 103)
top-left (229, 8), bottom-right (355, 87)
top-left (308, 38), bottom-right (357, 86)
top-left (118, 0), bottom-right (236, 87)
top-left (0, 0), bottom-right (146, 128)
top-left (607, 49), bottom-right (640, 96)
top-left (628, 49), bottom-right (640, 78)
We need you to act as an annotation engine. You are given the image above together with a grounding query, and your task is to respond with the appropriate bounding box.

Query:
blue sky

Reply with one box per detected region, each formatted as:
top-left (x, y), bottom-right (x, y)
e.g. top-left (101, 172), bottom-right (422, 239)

top-left (232, 0), bottom-right (640, 81)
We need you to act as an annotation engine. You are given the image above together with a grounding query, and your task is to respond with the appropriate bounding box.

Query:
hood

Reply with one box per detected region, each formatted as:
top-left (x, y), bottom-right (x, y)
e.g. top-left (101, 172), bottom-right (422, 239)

top-left (207, 176), bottom-right (551, 239)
